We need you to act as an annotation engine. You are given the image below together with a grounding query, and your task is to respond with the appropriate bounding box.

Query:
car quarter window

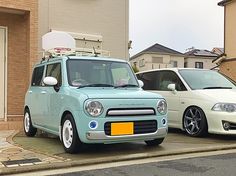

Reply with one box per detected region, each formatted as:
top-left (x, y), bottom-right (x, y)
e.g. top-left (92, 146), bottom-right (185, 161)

top-left (137, 71), bottom-right (186, 91)
top-left (31, 66), bottom-right (44, 86)
top-left (46, 63), bottom-right (62, 86)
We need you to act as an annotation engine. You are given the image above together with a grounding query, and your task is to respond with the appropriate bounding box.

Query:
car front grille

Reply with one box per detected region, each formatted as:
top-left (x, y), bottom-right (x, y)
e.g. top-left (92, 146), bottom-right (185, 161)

top-left (106, 108), bottom-right (155, 117)
top-left (104, 120), bottom-right (157, 136)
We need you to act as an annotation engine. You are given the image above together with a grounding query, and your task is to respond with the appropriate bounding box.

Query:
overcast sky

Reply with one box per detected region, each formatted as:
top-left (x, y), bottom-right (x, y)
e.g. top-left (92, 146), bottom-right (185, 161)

top-left (129, 0), bottom-right (224, 56)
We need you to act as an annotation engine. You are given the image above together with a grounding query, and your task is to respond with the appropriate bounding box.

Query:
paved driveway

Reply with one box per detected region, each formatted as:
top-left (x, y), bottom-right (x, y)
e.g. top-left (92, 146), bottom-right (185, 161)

top-left (13, 129), bottom-right (236, 161)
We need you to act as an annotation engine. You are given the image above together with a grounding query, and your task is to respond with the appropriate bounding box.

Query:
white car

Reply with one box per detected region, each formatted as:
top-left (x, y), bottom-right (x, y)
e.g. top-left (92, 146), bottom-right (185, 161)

top-left (137, 68), bottom-right (236, 137)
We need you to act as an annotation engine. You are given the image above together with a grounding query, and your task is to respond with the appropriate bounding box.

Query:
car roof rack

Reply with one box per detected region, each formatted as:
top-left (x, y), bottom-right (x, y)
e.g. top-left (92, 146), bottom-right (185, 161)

top-left (41, 47), bottom-right (110, 61)
top-left (41, 31), bottom-right (110, 62)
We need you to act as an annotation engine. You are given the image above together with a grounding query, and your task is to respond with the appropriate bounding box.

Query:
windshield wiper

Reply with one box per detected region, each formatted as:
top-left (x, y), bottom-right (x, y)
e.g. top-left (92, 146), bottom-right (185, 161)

top-left (114, 84), bottom-right (139, 88)
top-left (203, 86), bottom-right (232, 89)
top-left (77, 84), bottom-right (114, 89)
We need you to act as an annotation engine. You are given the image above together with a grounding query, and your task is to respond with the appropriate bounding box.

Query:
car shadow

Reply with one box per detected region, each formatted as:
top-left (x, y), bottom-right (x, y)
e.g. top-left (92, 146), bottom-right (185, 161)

top-left (168, 128), bottom-right (236, 141)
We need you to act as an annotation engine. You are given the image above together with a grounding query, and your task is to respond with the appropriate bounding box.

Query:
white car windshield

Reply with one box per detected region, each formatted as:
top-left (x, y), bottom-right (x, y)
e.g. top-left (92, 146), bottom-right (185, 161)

top-left (179, 69), bottom-right (236, 90)
top-left (67, 59), bottom-right (138, 88)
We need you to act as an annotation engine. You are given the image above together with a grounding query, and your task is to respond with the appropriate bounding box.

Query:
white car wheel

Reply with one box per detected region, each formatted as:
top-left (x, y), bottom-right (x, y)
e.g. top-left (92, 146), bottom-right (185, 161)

top-left (62, 120), bottom-right (73, 149)
top-left (24, 109), bottom-right (37, 137)
top-left (24, 112), bottom-right (30, 133)
top-left (61, 114), bottom-right (82, 153)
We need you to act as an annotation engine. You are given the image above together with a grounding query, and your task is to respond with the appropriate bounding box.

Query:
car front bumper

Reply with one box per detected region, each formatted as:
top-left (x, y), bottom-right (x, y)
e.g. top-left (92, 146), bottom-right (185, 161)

top-left (85, 127), bottom-right (167, 143)
top-left (207, 111), bottom-right (236, 135)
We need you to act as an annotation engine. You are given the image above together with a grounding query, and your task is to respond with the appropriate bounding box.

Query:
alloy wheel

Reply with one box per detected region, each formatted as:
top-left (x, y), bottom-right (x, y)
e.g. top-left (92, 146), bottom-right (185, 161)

top-left (184, 107), bottom-right (203, 136)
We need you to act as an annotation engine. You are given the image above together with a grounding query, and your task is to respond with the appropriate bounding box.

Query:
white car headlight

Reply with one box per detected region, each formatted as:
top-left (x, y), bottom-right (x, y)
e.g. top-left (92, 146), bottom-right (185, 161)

top-left (157, 99), bottom-right (167, 115)
top-left (85, 101), bottom-right (103, 117)
top-left (212, 103), bottom-right (236, 113)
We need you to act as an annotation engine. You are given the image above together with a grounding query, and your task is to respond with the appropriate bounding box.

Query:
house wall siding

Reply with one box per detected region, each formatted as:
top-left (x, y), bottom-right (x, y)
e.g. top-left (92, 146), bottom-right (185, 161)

top-left (225, 1), bottom-right (236, 58)
top-left (130, 53), bottom-right (184, 72)
top-left (38, 0), bottom-right (129, 60)
top-left (220, 1), bottom-right (236, 80)
top-left (0, 1), bottom-right (38, 130)
top-left (184, 57), bottom-right (216, 69)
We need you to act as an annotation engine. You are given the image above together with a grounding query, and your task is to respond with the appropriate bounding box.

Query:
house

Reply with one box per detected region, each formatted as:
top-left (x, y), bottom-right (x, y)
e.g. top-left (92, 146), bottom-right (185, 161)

top-left (38, 0), bottom-right (129, 60)
top-left (129, 43), bottom-right (185, 72)
top-left (0, 0), bottom-right (129, 130)
top-left (0, 1), bottom-right (38, 130)
top-left (184, 49), bottom-right (217, 69)
top-left (214, 0), bottom-right (236, 80)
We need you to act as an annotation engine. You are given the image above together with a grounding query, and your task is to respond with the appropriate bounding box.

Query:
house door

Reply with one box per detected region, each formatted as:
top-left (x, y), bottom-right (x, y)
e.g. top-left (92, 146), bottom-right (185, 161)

top-left (0, 27), bottom-right (6, 119)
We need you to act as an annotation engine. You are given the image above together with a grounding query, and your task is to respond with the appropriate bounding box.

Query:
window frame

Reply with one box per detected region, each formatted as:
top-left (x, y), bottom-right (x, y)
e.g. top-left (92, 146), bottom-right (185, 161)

top-left (66, 59), bottom-right (139, 87)
top-left (195, 62), bottom-right (203, 69)
top-left (31, 65), bottom-right (45, 87)
top-left (137, 70), bottom-right (187, 91)
top-left (45, 62), bottom-right (62, 86)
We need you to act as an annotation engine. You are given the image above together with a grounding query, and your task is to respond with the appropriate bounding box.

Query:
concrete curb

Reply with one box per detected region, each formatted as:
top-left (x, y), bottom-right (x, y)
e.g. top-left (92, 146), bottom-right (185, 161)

top-left (2, 140), bottom-right (236, 175)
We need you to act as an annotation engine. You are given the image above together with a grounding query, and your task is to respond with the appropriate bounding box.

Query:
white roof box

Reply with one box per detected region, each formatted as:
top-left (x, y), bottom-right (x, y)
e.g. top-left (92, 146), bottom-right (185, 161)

top-left (42, 31), bottom-right (76, 51)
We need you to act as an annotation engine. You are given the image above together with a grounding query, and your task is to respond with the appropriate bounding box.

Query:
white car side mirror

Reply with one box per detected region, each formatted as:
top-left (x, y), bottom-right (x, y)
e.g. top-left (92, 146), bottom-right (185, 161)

top-left (167, 84), bottom-right (176, 91)
top-left (43, 77), bottom-right (58, 86)
top-left (138, 80), bottom-right (144, 88)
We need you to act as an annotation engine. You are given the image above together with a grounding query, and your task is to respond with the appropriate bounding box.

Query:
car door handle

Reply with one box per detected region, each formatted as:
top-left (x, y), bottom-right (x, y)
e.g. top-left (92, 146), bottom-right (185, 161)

top-left (41, 90), bottom-right (47, 94)
top-left (28, 90), bottom-right (32, 94)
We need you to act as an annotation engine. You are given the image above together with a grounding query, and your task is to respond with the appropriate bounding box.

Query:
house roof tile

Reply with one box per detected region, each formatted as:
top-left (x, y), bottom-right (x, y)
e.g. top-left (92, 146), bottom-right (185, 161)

top-left (130, 43), bottom-right (184, 61)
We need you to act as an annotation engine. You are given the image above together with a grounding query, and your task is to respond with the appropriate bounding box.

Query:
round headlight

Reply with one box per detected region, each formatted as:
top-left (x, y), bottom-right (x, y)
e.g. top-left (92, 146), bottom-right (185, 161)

top-left (85, 101), bottom-right (103, 117)
top-left (157, 100), bottom-right (167, 115)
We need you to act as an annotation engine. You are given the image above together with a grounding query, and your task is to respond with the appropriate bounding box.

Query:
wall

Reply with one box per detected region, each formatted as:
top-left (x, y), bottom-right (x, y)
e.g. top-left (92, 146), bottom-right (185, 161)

top-left (220, 1), bottom-right (236, 80)
top-left (184, 57), bottom-right (216, 69)
top-left (0, 1), bottom-right (38, 130)
top-left (38, 0), bottom-right (129, 60)
top-left (130, 53), bottom-right (184, 72)
top-left (224, 1), bottom-right (236, 58)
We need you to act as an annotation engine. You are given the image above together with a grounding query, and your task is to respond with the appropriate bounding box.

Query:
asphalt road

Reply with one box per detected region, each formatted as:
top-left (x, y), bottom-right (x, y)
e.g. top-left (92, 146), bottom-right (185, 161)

top-left (51, 153), bottom-right (236, 176)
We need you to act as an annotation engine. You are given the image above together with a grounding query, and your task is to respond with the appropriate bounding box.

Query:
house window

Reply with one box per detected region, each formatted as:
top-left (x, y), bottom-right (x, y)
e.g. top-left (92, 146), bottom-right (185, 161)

top-left (139, 59), bottom-right (145, 67)
top-left (195, 62), bottom-right (203, 69)
top-left (170, 61), bottom-right (178, 67)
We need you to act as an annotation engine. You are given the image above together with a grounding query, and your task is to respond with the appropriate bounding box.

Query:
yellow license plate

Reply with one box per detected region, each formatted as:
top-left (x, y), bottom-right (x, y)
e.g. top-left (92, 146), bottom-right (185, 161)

top-left (111, 122), bottom-right (134, 136)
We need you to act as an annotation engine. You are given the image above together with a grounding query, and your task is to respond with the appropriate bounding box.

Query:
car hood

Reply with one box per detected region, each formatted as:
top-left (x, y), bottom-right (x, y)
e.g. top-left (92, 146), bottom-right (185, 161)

top-left (195, 89), bottom-right (236, 103)
top-left (77, 88), bottom-right (163, 99)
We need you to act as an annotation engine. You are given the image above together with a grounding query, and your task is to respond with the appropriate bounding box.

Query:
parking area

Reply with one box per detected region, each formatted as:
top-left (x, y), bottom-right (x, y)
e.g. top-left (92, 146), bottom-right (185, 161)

top-left (13, 129), bottom-right (236, 161)
top-left (1, 129), bottom-right (236, 175)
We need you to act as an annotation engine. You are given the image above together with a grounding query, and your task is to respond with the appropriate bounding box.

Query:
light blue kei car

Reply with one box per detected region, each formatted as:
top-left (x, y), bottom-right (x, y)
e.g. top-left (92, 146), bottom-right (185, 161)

top-left (24, 56), bottom-right (168, 153)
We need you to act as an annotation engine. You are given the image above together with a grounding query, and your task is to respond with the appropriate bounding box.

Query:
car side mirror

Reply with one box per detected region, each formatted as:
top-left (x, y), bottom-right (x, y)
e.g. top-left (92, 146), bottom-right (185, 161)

top-left (138, 80), bottom-right (144, 88)
top-left (43, 77), bottom-right (58, 86)
top-left (167, 84), bottom-right (176, 92)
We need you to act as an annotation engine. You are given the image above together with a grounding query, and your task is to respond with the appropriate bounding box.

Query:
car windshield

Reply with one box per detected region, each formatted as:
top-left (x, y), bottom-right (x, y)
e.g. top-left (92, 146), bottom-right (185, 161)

top-left (67, 59), bottom-right (138, 88)
top-left (178, 69), bottom-right (236, 90)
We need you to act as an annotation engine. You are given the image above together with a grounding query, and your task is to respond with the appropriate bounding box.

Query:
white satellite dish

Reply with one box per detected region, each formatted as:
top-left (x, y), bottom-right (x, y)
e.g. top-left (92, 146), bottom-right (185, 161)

top-left (42, 31), bottom-right (76, 51)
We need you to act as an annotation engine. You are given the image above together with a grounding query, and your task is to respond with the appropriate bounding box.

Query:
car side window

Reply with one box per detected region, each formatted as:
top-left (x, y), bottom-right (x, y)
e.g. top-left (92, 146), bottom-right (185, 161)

top-left (137, 72), bottom-right (160, 90)
top-left (45, 63), bottom-right (62, 86)
top-left (158, 71), bottom-right (186, 91)
top-left (31, 66), bottom-right (44, 86)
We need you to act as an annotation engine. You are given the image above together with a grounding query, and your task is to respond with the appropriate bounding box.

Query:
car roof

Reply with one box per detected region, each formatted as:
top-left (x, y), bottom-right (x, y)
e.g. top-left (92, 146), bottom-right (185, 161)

top-left (35, 56), bottom-right (127, 67)
top-left (136, 68), bottom-right (211, 74)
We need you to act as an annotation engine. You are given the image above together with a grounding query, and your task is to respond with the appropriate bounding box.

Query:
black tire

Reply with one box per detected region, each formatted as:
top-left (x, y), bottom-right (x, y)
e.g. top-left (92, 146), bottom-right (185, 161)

top-left (183, 106), bottom-right (208, 137)
top-left (24, 109), bottom-right (37, 137)
top-left (145, 138), bottom-right (164, 146)
top-left (61, 114), bottom-right (82, 153)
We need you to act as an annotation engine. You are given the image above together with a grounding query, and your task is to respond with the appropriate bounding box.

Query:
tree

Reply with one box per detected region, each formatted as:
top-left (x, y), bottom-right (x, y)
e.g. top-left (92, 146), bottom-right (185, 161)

top-left (132, 65), bottom-right (139, 73)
